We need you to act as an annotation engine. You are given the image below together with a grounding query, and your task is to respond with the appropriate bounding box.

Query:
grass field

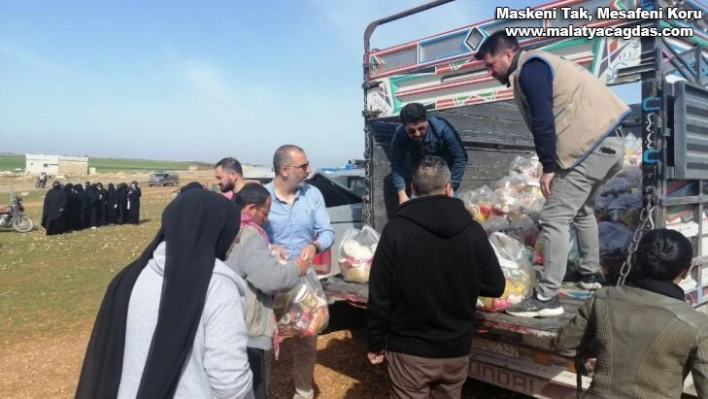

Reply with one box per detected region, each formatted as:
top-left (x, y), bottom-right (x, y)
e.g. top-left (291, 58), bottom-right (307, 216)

top-left (0, 154), bottom-right (24, 172)
top-left (0, 153), bottom-right (198, 173)
top-left (0, 190), bottom-right (170, 337)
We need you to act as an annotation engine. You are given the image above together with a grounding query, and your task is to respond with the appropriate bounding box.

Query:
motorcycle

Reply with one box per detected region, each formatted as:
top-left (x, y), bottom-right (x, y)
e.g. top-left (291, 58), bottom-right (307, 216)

top-left (35, 174), bottom-right (47, 188)
top-left (0, 193), bottom-right (34, 233)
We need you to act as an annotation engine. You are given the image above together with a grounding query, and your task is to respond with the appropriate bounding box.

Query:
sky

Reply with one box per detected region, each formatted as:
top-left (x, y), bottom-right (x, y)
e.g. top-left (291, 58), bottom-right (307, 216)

top-left (0, 0), bottom-right (640, 167)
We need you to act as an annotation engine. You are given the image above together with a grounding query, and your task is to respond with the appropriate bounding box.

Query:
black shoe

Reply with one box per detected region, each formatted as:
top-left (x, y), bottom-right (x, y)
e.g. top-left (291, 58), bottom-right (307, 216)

top-left (576, 274), bottom-right (602, 290)
top-left (505, 294), bottom-right (564, 318)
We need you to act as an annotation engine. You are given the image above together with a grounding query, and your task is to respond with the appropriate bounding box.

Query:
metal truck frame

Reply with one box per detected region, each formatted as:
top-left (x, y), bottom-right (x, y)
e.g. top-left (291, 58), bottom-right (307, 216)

top-left (347, 0), bottom-right (708, 397)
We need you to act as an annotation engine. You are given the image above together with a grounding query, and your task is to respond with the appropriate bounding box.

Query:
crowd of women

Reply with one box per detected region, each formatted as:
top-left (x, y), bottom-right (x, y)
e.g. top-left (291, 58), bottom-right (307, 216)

top-left (41, 180), bottom-right (142, 235)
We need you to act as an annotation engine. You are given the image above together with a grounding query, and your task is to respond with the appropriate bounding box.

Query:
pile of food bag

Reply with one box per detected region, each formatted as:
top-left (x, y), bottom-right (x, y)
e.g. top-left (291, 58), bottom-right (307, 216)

top-left (460, 155), bottom-right (546, 242)
top-left (459, 133), bottom-right (644, 310)
top-left (337, 225), bottom-right (380, 283)
top-left (274, 269), bottom-right (330, 337)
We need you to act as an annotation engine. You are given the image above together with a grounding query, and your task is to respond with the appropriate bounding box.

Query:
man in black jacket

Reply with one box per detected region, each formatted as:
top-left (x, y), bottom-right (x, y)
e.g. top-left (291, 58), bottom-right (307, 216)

top-left (366, 155), bottom-right (506, 398)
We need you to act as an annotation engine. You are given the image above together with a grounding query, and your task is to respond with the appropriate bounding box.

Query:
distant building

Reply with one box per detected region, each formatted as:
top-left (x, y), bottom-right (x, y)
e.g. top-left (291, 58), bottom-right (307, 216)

top-left (25, 154), bottom-right (89, 176)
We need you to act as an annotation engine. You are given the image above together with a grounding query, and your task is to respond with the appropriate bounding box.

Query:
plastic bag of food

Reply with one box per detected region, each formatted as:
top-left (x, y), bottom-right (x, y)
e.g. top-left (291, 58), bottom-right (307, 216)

top-left (482, 215), bottom-right (509, 235)
top-left (460, 185), bottom-right (495, 223)
top-left (509, 171), bottom-right (544, 199)
top-left (509, 155), bottom-right (543, 179)
top-left (505, 214), bottom-right (539, 248)
top-left (492, 177), bottom-right (517, 215)
top-left (274, 268), bottom-right (330, 337)
top-left (624, 133), bottom-right (642, 166)
top-left (477, 232), bottom-right (535, 312)
top-left (337, 225), bottom-right (379, 283)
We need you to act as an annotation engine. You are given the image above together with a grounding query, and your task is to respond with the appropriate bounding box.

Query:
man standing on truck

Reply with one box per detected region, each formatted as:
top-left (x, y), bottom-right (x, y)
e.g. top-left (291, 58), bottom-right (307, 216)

top-left (475, 31), bottom-right (629, 317)
top-left (390, 102), bottom-right (468, 204)
top-left (263, 144), bottom-right (335, 399)
top-left (215, 157), bottom-right (247, 200)
top-left (367, 155), bottom-right (506, 398)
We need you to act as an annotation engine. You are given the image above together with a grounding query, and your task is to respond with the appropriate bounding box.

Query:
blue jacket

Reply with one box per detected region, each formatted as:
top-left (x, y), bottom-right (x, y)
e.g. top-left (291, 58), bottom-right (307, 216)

top-left (390, 116), bottom-right (468, 191)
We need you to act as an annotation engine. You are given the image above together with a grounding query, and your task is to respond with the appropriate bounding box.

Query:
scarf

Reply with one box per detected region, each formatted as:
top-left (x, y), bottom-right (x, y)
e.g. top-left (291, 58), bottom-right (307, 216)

top-left (240, 211), bottom-right (270, 243)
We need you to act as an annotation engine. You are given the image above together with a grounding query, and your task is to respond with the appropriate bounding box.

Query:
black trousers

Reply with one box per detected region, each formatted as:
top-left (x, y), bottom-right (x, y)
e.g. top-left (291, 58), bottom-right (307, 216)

top-left (247, 347), bottom-right (268, 399)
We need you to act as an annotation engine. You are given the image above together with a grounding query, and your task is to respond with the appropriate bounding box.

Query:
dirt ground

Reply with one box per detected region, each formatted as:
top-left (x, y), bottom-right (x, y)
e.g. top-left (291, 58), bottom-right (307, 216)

top-left (0, 304), bottom-right (527, 399)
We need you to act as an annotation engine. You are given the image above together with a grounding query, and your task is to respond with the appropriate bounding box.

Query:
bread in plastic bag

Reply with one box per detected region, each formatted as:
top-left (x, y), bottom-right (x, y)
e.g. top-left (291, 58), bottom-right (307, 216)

top-left (337, 225), bottom-right (380, 283)
top-left (477, 232), bottom-right (535, 312)
top-left (273, 268), bottom-right (330, 337)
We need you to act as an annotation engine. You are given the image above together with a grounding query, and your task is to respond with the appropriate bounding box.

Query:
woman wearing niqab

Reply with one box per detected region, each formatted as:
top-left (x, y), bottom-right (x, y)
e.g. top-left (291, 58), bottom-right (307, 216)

top-left (75, 189), bottom-right (253, 399)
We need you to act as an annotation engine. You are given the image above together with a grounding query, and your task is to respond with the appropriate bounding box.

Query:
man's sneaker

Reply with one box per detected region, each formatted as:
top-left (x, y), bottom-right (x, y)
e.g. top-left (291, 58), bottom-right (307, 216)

top-left (505, 294), bottom-right (564, 318)
top-left (577, 274), bottom-right (602, 290)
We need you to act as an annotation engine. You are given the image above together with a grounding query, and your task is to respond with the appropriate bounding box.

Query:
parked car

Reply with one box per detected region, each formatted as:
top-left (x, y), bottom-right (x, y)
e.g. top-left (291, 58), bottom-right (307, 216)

top-left (148, 171), bottom-right (180, 187)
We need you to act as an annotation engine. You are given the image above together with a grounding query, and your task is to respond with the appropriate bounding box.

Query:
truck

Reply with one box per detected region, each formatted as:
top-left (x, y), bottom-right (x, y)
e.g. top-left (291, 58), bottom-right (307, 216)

top-left (148, 171), bottom-right (180, 187)
top-left (319, 160), bottom-right (367, 198)
top-left (321, 0), bottom-right (708, 397)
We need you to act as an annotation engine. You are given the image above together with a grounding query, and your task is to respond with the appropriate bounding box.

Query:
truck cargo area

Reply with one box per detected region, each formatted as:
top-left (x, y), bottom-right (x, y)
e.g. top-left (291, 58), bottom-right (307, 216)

top-left (331, 0), bottom-right (708, 397)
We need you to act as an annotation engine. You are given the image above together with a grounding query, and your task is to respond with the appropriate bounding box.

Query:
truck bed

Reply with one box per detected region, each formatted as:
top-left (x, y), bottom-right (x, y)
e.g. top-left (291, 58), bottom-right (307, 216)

top-left (474, 295), bottom-right (584, 351)
top-left (325, 273), bottom-right (590, 349)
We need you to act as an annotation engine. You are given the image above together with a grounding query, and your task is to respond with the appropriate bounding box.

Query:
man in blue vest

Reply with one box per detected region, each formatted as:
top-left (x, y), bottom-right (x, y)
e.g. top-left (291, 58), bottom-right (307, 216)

top-left (390, 102), bottom-right (468, 205)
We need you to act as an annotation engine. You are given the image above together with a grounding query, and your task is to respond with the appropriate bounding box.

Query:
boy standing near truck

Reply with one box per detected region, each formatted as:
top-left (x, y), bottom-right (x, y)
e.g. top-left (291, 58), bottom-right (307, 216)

top-left (475, 31), bottom-right (630, 317)
top-left (390, 102), bottom-right (468, 204)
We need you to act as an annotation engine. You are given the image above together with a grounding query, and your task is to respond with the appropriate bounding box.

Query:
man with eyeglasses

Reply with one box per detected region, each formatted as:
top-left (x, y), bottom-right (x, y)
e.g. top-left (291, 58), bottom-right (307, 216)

top-left (263, 144), bottom-right (335, 399)
top-left (390, 102), bottom-right (468, 205)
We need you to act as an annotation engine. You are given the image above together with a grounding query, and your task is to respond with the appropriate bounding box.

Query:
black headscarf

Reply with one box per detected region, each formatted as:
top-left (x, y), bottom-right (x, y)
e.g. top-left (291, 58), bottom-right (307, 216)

top-left (75, 189), bottom-right (241, 399)
top-left (180, 181), bottom-right (205, 193)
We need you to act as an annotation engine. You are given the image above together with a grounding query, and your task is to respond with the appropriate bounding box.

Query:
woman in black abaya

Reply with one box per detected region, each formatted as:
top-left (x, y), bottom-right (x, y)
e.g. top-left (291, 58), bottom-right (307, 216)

top-left (105, 183), bottom-right (118, 225)
top-left (75, 189), bottom-right (253, 399)
top-left (116, 183), bottom-right (128, 225)
top-left (127, 181), bottom-right (141, 225)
